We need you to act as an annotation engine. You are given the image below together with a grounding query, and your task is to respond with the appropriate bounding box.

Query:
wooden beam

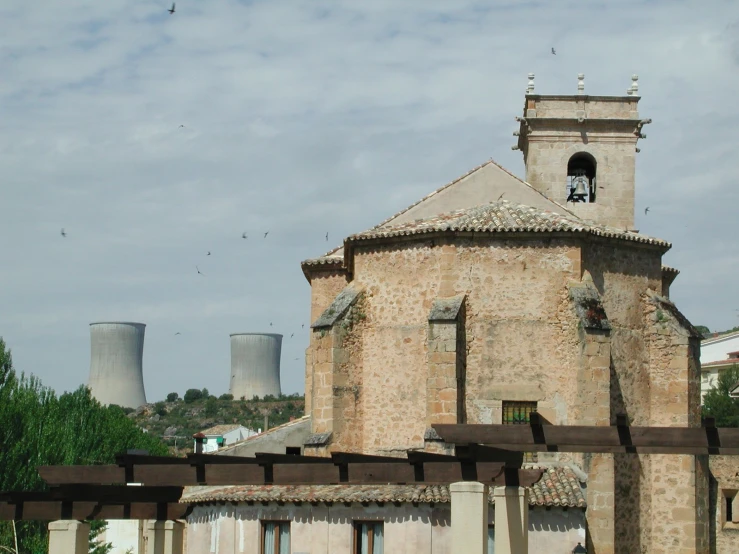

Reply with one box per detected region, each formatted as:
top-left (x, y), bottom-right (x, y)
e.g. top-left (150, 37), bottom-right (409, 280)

top-left (432, 424), bottom-right (739, 454)
top-left (0, 501), bottom-right (189, 521)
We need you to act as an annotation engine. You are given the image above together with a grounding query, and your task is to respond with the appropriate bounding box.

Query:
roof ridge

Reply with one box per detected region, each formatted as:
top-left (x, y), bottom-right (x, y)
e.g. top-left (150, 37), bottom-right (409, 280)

top-left (484, 158), bottom-right (581, 220)
top-left (370, 160), bottom-right (494, 230)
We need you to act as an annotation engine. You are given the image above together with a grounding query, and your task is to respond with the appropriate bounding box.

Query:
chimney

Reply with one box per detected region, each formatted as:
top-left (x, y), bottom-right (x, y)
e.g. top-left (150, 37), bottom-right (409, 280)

top-left (193, 432), bottom-right (205, 454)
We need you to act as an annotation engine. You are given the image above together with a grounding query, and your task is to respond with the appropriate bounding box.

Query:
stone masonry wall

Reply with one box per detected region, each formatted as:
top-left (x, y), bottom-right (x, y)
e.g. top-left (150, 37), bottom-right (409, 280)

top-left (709, 456), bottom-right (739, 554)
top-left (306, 270), bottom-right (348, 415)
top-left (641, 292), bottom-right (708, 553)
top-left (343, 236), bottom-right (583, 455)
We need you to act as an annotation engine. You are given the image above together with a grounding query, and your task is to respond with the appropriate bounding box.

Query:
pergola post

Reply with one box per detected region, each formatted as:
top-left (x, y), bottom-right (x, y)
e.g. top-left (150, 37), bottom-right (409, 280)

top-left (48, 520), bottom-right (89, 554)
top-left (493, 486), bottom-right (529, 554)
top-left (450, 481), bottom-right (489, 554)
top-left (146, 520), bottom-right (184, 554)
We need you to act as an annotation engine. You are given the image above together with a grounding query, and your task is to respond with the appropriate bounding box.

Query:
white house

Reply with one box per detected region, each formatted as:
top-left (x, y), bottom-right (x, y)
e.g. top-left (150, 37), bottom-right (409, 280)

top-left (701, 330), bottom-right (739, 400)
top-left (196, 424), bottom-right (259, 453)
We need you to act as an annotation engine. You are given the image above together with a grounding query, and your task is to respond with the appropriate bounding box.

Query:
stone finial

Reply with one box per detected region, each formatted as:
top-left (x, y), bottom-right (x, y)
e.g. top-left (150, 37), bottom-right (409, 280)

top-left (577, 73), bottom-right (585, 94)
top-left (526, 73), bottom-right (535, 94)
top-left (628, 74), bottom-right (639, 95)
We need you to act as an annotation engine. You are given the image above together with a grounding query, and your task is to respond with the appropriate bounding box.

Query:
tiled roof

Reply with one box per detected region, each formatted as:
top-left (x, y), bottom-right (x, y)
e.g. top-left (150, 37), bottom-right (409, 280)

top-left (199, 424), bottom-right (244, 436)
top-left (181, 465), bottom-right (586, 509)
top-left (702, 358), bottom-right (739, 368)
top-left (702, 329), bottom-right (739, 345)
top-left (346, 201), bottom-right (670, 249)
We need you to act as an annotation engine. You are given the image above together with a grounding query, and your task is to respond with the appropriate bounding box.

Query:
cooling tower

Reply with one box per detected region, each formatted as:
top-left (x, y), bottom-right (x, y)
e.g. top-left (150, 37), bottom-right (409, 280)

top-left (88, 322), bottom-right (147, 408)
top-left (229, 333), bottom-right (282, 400)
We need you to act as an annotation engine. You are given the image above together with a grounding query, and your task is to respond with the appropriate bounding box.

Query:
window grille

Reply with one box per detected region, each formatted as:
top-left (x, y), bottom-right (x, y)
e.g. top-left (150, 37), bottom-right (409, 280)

top-left (502, 401), bottom-right (537, 462)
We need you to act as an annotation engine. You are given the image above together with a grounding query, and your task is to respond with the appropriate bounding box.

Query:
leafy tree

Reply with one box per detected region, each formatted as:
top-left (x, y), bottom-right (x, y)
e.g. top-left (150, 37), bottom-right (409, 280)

top-left (184, 388), bottom-right (203, 403)
top-left (0, 337), bottom-right (168, 553)
top-left (702, 365), bottom-right (739, 427)
top-left (694, 325), bottom-right (711, 338)
top-left (204, 396), bottom-right (219, 417)
top-left (201, 388), bottom-right (210, 399)
top-left (154, 401), bottom-right (167, 417)
top-left (166, 392), bottom-right (179, 402)
top-left (219, 393), bottom-right (234, 401)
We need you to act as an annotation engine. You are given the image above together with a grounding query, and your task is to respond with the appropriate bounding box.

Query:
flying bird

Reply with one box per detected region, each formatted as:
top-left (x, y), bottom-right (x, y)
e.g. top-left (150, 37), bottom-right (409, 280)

top-left (497, 193), bottom-right (505, 201)
top-left (175, 332), bottom-right (181, 335)
top-left (263, 232), bottom-right (269, 238)
top-left (179, 124), bottom-right (185, 128)
top-left (301, 324), bottom-right (304, 329)
top-left (242, 232), bottom-right (247, 239)
top-left (60, 228), bottom-right (66, 237)
top-left (644, 207), bottom-right (650, 215)
top-left (269, 322), bottom-right (273, 326)
top-left (168, 3), bottom-right (175, 14)
top-left (551, 47), bottom-right (556, 55)
top-left (294, 358), bottom-right (299, 361)
top-left (196, 265), bottom-right (204, 276)
top-left (290, 333), bottom-right (294, 338)
top-left (207, 251), bottom-right (211, 256)
top-left (325, 232), bottom-right (328, 241)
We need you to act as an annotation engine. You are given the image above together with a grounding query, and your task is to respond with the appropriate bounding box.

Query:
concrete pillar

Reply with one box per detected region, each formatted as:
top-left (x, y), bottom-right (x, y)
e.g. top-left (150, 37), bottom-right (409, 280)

top-left (451, 481), bottom-right (489, 554)
top-left (48, 520), bottom-right (90, 554)
top-left (146, 520), bottom-right (185, 554)
top-left (493, 486), bottom-right (529, 554)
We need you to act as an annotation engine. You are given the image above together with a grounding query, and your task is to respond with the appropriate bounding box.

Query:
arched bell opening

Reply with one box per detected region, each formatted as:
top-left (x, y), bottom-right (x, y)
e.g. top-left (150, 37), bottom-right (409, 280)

top-left (566, 152), bottom-right (597, 203)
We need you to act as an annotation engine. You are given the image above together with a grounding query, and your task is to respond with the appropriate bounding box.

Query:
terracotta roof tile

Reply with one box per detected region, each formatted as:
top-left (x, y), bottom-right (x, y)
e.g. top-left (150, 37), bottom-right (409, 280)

top-left (181, 466), bottom-right (586, 508)
top-left (199, 424), bottom-right (245, 436)
top-left (346, 200), bottom-right (670, 249)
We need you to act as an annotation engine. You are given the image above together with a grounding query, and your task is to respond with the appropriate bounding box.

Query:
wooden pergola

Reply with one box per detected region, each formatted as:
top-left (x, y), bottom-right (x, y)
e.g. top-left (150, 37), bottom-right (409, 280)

top-left (2, 416), bottom-right (737, 554)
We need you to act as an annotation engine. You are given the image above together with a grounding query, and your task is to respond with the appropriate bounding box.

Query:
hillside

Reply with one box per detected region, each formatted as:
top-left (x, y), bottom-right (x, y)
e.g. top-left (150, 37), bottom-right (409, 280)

top-left (125, 391), bottom-right (305, 455)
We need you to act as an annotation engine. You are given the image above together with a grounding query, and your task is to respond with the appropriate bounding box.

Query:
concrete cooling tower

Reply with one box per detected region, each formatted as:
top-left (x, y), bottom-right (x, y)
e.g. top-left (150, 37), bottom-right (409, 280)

top-left (229, 333), bottom-right (282, 400)
top-left (88, 322), bottom-right (147, 408)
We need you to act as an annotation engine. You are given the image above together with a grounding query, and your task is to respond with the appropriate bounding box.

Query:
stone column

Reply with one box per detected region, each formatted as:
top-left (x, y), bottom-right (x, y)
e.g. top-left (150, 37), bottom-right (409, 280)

top-left (48, 520), bottom-right (90, 554)
top-left (493, 486), bottom-right (529, 554)
top-left (146, 520), bottom-right (185, 554)
top-left (450, 481), bottom-right (489, 554)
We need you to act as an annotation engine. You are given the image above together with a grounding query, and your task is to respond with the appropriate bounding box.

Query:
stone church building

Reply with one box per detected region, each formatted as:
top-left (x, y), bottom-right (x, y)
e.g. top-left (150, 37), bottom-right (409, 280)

top-left (183, 76), bottom-right (736, 553)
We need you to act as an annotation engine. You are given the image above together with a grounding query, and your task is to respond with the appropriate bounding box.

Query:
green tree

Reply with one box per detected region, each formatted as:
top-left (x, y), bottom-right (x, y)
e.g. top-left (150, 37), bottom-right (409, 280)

top-left (166, 392), bottom-right (179, 402)
top-left (0, 337), bottom-right (168, 553)
top-left (184, 388), bottom-right (203, 403)
top-left (204, 396), bottom-right (218, 417)
top-left (218, 393), bottom-right (234, 401)
top-left (702, 365), bottom-right (739, 427)
top-left (201, 388), bottom-right (210, 399)
top-left (694, 325), bottom-right (711, 338)
top-left (154, 401), bottom-right (167, 416)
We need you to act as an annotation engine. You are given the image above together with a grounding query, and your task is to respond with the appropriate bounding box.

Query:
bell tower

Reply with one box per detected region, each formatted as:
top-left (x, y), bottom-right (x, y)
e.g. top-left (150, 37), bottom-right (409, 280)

top-left (514, 74), bottom-right (650, 230)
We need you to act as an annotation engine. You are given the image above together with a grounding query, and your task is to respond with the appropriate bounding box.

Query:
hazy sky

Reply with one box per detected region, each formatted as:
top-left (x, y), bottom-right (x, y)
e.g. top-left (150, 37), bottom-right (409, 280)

top-left (1, 0), bottom-right (738, 402)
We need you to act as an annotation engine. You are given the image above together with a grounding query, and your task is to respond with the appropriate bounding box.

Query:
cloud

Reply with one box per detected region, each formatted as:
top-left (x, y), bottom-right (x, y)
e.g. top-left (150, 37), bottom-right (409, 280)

top-left (1, 0), bottom-right (738, 400)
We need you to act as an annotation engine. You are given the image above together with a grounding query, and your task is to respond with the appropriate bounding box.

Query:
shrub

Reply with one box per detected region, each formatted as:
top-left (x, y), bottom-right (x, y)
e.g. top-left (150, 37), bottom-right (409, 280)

top-left (184, 389), bottom-right (203, 403)
top-left (166, 392), bottom-right (179, 402)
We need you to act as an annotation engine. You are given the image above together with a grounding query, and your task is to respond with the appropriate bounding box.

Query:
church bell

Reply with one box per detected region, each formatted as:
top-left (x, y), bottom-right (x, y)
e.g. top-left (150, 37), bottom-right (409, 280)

top-left (570, 175), bottom-right (588, 202)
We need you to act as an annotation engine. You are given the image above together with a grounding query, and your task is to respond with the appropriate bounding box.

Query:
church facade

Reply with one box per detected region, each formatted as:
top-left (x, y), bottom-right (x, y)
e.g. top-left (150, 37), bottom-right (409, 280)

top-left (184, 76), bottom-right (733, 553)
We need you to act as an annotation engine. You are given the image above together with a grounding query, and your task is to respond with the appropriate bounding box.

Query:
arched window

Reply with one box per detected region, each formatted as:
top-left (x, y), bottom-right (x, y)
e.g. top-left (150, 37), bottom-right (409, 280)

top-left (566, 152), bottom-right (597, 203)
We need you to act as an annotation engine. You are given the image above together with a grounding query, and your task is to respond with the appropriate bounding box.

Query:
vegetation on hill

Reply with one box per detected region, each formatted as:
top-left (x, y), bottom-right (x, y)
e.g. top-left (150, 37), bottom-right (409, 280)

top-left (0, 337), bottom-right (168, 554)
top-left (696, 324), bottom-right (739, 339)
top-left (702, 365), bottom-right (739, 427)
top-left (125, 389), bottom-right (305, 455)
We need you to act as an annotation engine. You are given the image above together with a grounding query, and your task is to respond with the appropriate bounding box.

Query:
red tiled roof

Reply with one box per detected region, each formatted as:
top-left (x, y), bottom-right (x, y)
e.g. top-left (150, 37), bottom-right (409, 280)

top-left (181, 465), bottom-right (586, 508)
top-left (345, 201), bottom-right (670, 249)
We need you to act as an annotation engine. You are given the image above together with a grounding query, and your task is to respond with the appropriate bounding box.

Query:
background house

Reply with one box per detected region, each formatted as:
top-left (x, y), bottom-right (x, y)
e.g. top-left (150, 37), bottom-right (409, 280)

top-left (701, 331), bottom-right (739, 399)
top-left (196, 424), bottom-right (258, 453)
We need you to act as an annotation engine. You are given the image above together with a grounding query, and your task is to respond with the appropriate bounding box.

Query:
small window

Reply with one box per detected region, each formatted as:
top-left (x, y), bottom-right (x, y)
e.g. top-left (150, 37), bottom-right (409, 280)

top-left (353, 521), bottom-right (383, 554)
top-left (487, 525), bottom-right (495, 554)
top-left (502, 401), bottom-right (537, 462)
top-left (724, 490), bottom-right (738, 526)
top-left (286, 446), bottom-right (301, 456)
top-left (261, 521), bottom-right (290, 554)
